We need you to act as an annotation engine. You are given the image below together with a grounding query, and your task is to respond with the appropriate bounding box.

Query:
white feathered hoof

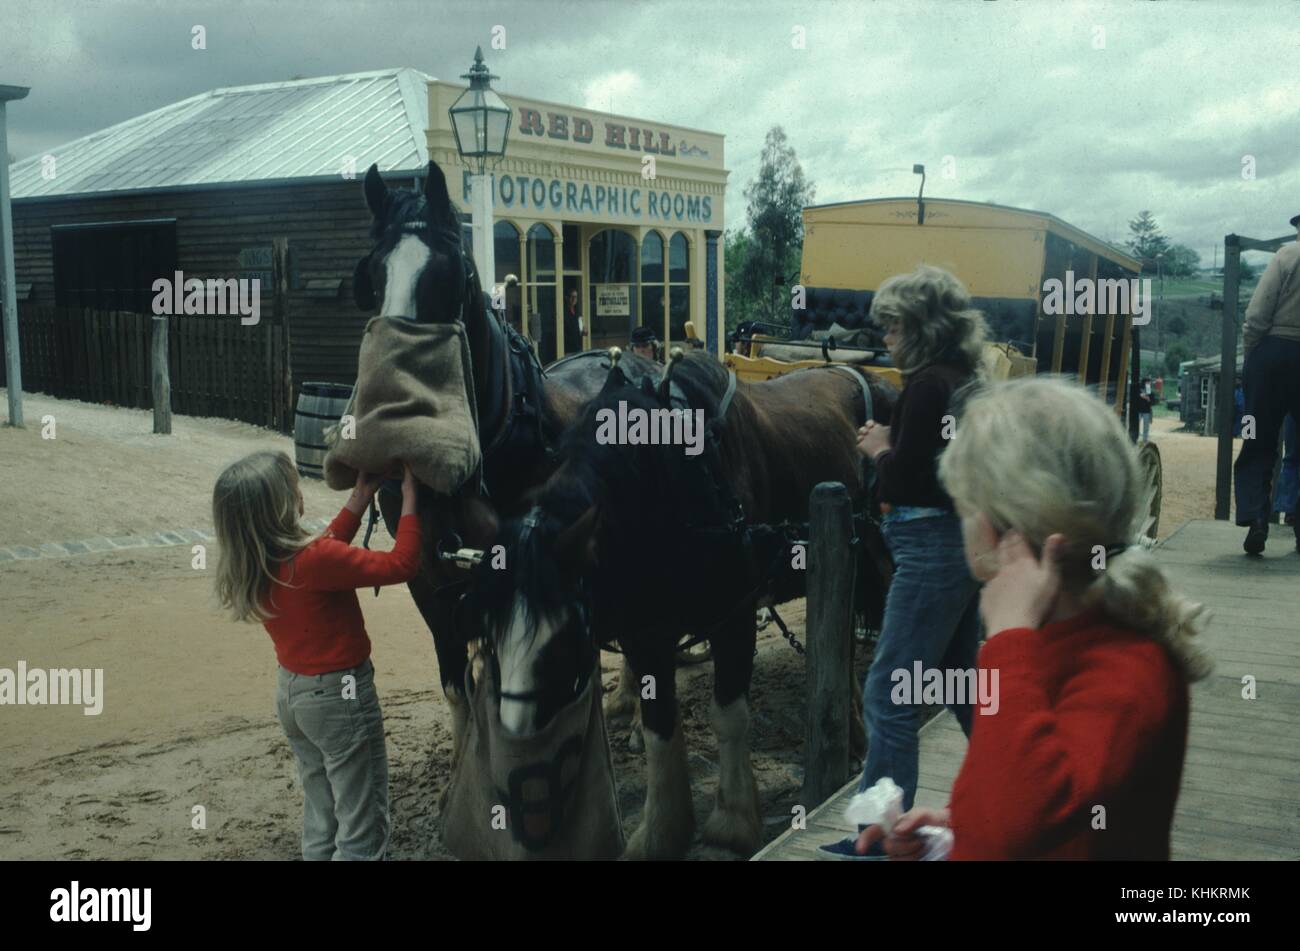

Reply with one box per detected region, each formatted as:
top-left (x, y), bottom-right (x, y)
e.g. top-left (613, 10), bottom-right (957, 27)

top-left (701, 776), bottom-right (762, 856)
top-left (603, 686), bottom-right (638, 721)
top-left (622, 725), bottom-right (695, 860)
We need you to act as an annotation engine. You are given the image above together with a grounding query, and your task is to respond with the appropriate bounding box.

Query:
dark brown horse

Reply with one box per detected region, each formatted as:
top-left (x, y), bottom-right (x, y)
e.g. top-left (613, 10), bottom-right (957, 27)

top-left (353, 159), bottom-right (657, 757)
top-left (467, 352), bottom-right (897, 858)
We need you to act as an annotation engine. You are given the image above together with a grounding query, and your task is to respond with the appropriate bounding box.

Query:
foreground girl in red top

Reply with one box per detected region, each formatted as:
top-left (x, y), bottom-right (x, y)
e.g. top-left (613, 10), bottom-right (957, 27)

top-left (861, 377), bottom-right (1213, 860)
top-left (213, 451), bottom-right (422, 860)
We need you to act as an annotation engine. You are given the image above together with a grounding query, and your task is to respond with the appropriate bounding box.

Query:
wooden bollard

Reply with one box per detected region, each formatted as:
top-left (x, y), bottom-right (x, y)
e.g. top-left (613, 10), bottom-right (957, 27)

top-left (151, 315), bottom-right (171, 435)
top-left (802, 481), bottom-right (854, 806)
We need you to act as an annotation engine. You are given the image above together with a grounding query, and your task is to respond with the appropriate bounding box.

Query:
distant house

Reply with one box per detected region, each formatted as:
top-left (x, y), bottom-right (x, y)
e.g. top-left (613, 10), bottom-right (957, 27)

top-left (5, 68), bottom-right (433, 393)
top-left (1180, 353), bottom-right (1243, 435)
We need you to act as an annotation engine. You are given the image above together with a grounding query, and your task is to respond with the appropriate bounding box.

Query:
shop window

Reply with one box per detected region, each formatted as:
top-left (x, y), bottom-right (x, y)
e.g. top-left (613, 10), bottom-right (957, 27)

top-left (668, 232), bottom-right (690, 340)
top-left (493, 220), bottom-right (521, 285)
top-left (563, 223), bottom-right (581, 272)
top-left (526, 224), bottom-right (560, 362)
top-left (493, 220), bottom-right (522, 330)
top-left (640, 232), bottom-right (665, 339)
top-left (669, 232), bottom-right (689, 283)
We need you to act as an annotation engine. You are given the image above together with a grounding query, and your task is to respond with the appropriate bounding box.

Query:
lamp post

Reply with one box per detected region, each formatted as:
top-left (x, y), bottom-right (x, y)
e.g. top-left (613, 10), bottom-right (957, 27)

top-left (448, 47), bottom-right (511, 295)
top-left (1, 83), bottom-right (31, 428)
top-left (913, 163), bottom-right (926, 225)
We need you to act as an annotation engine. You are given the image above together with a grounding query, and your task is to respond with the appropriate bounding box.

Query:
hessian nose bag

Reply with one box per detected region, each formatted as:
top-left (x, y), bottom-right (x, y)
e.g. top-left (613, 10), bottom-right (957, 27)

top-left (441, 660), bottom-right (625, 860)
top-left (324, 316), bottom-right (481, 494)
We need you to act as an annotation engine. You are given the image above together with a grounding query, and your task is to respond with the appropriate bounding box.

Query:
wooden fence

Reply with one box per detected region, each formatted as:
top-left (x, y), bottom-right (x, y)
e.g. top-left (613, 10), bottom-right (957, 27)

top-left (3, 306), bottom-right (293, 432)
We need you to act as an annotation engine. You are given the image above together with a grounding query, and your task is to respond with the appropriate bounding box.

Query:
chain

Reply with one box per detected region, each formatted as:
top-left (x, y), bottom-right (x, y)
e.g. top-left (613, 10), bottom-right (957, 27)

top-left (766, 604), bottom-right (805, 656)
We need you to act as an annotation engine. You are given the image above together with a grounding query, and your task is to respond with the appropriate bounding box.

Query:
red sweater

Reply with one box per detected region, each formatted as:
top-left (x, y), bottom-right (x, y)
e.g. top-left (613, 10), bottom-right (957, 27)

top-left (949, 612), bottom-right (1189, 860)
top-left (262, 507), bottom-right (422, 675)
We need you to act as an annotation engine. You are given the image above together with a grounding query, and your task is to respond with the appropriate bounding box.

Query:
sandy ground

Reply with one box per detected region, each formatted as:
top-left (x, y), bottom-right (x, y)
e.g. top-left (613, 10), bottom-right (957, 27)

top-left (1149, 414), bottom-right (1241, 540)
top-left (0, 390), bottom-right (813, 860)
top-left (0, 392), bottom-right (1227, 860)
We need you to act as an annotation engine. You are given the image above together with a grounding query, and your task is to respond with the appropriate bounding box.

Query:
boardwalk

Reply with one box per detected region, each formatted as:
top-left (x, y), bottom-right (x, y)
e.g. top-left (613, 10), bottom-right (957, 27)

top-left (755, 519), bottom-right (1300, 861)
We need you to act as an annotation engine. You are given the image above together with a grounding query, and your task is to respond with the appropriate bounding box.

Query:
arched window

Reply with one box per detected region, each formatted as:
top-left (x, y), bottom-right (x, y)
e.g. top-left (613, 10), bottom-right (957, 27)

top-left (493, 220), bottom-right (521, 285)
top-left (640, 232), bottom-right (665, 343)
top-left (668, 232), bottom-right (690, 341)
top-left (493, 220), bottom-right (522, 330)
top-left (588, 229), bottom-right (639, 351)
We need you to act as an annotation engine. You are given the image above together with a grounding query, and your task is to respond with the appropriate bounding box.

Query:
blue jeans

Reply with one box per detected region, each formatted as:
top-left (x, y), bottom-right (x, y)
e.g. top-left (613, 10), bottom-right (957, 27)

top-left (1235, 337), bottom-right (1300, 524)
top-left (857, 511), bottom-right (982, 811)
top-left (1273, 415), bottom-right (1298, 515)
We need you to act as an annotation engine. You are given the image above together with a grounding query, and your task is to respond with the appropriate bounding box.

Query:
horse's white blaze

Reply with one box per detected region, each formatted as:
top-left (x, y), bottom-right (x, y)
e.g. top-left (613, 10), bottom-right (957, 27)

top-left (497, 593), bottom-right (560, 735)
top-left (378, 235), bottom-right (430, 319)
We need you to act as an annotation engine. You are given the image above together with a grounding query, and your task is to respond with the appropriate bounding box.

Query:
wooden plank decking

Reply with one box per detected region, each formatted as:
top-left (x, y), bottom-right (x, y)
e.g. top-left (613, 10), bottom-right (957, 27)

top-left (755, 519), bottom-right (1300, 860)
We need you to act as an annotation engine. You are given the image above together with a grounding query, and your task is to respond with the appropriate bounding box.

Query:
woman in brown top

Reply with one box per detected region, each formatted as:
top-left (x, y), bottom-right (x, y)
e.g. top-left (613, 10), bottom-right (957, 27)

top-left (820, 264), bottom-right (988, 859)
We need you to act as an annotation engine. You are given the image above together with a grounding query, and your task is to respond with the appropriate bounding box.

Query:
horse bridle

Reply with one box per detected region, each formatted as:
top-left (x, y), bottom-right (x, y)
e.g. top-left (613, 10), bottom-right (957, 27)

top-left (491, 505), bottom-right (594, 705)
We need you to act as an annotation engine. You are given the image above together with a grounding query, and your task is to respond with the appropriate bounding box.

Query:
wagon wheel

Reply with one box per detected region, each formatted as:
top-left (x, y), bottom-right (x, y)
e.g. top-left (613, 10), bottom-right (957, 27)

top-left (1137, 441), bottom-right (1163, 541)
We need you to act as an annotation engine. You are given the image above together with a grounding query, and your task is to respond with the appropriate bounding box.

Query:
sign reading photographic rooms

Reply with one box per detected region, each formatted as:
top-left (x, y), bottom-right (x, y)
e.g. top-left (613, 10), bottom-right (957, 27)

top-left (460, 171), bottom-right (713, 227)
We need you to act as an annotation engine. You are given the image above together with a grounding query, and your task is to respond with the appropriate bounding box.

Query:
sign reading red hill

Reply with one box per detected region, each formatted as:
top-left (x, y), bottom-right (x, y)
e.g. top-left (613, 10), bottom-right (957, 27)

top-left (516, 107), bottom-right (678, 156)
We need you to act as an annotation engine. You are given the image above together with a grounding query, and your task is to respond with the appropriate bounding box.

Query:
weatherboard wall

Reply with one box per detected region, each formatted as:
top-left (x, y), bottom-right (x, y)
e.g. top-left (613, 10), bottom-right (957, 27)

top-left (10, 177), bottom-right (405, 395)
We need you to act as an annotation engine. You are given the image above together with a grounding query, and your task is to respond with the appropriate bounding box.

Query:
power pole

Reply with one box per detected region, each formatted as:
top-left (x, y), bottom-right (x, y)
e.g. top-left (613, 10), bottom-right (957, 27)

top-left (1, 84), bottom-right (32, 428)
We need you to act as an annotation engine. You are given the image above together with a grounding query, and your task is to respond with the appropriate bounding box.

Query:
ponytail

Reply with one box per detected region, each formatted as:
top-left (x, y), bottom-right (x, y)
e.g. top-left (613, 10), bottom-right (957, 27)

top-left (1081, 546), bottom-right (1213, 682)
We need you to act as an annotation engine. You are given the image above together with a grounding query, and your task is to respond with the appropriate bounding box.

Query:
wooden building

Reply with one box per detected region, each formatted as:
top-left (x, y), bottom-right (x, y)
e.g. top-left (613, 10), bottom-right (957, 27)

top-left (1180, 353), bottom-right (1243, 436)
top-left (5, 68), bottom-right (433, 405)
top-left (4, 66), bottom-right (731, 429)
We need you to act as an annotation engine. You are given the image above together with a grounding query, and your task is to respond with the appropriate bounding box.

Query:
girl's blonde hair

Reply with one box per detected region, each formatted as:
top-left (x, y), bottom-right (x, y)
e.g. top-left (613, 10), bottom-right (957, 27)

top-left (872, 265), bottom-right (989, 377)
top-left (938, 376), bottom-right (1212, 682)
top-left (213, 451), bottom-right (313, 623)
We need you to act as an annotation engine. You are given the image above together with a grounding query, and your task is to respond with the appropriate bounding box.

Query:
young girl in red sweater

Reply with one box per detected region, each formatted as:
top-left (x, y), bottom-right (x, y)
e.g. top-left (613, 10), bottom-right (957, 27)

top-left (213, 451), bottom-right (422, 860)
top-left (860, 377), bottom-right (1212, 860)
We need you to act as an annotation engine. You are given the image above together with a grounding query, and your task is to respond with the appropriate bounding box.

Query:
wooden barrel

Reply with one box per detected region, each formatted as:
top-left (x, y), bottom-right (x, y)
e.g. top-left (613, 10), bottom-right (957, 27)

top-left (294, 382), bottom-right (353, 479)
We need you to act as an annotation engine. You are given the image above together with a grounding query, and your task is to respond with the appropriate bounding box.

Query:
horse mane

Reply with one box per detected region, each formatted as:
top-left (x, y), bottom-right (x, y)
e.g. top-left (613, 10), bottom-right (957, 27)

top-left (369, 184), bottom-right (462, 251)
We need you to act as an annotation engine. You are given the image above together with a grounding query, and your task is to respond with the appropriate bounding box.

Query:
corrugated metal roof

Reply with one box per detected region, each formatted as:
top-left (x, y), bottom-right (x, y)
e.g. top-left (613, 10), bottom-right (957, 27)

top-left (9, 68), bottom-right (433, 200)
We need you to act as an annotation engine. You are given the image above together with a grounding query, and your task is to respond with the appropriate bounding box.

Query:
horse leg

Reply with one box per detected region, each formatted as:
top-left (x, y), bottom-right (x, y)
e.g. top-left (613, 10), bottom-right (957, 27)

top-left (701, 616), bottom-right (762, 856)
top-left (406, 570), bottom-right (470, 757)
top-left (622, 645), bottom-right (694, 860)
top-left (377, 489), bottom-right (471, 766)
top-left (603, 650), bottom-right (640, 720)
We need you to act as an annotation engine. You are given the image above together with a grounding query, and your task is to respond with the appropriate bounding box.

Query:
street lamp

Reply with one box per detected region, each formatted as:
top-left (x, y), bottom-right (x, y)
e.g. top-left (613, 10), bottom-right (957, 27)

top-left (1, 83), bottom-right (31, 428)
top-left (449, 47), bottom-right (511, 294)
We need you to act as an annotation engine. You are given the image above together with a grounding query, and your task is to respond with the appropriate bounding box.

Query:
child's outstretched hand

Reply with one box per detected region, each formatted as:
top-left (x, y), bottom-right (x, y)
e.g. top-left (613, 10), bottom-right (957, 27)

top-left (346, 470), bottom-right (384, 515)
top-left (400, 463), bottom-right (419, 515)
top-left (856, 420), bottom-right (890, 459)
top-left (980, 531), bottom-right (1066, 635)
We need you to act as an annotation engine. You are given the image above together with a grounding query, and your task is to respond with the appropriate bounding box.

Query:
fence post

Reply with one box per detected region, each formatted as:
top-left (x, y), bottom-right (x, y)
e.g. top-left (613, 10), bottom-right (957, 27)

top-left (152, 315), bottom-right (171, 434)
top-left (803, 481), bottom-right (854, 806)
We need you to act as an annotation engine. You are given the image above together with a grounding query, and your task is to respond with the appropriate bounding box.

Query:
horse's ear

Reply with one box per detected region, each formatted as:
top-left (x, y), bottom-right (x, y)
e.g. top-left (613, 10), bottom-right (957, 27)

top-left (601, 364), bottom-right (628, 394)
top-left (556, 505), bottom-right (599, 579)
top-left (424, 160), bottom-right (455, 223)
top-left (363, 164), bottom-right (386, 218)
top-left (353, 255), bottom-right (376, 311)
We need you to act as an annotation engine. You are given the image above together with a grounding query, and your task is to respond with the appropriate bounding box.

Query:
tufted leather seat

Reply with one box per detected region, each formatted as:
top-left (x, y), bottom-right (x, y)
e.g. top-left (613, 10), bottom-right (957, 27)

top-left (791, 287), bottom-right (879, 342)
top-left (792, 285), bottom-right (1036, 354)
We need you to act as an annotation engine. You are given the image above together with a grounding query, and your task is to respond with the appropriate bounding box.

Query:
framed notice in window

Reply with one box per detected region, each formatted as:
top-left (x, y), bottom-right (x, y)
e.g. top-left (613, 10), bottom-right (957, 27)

top-left (594, 284), bottom-right (631, 317)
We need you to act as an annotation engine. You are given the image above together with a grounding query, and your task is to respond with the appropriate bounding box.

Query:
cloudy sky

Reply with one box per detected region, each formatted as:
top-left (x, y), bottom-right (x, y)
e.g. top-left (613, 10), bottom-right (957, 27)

top-left (2, 0), bottom-right (1296, 265)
